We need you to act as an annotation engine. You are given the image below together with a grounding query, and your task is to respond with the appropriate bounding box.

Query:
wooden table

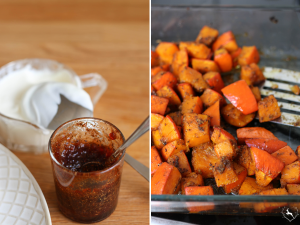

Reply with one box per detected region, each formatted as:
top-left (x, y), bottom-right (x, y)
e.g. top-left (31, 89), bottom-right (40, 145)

top-left (0, 0), bottom-right (149, 224)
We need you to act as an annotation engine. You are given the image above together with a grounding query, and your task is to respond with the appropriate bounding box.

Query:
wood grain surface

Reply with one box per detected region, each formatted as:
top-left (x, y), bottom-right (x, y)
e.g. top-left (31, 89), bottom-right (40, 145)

top-left (0, 0), bottom-right (149, 224)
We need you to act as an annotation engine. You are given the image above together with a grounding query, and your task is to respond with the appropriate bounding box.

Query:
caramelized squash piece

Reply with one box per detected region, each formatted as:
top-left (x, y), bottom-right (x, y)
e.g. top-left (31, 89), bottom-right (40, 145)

top-left (237, 127), bottom-right (278, 145)
top-left (214, 48), bottom-right (233, 72)
top-left (151, 162), bottom-right (182, 194)
top-left (281, 161), bottom-right (300, 185)
top-left (158, 115), bottom-right (181, 145)
top-left (177, 83), bottom-right (195, 100)
top-left (236, 145), bottom-right (256, 176)
top-left (192, 142), bottom-right (221, 178)
top-left (180, 96), bottom-right (203, 114)
top-left (167, 111), bottom-right (182, 126)
top-left (152, 71), bottom-right (177, 91)
top-left (214, 140), bottom-right (237, 160)
top-left (157, 86), bottom-right (181, 106)
top-left (231, 47), bottom-right (242, 67)
top-left (192, 59), bottom-right (220, 73)
top-left (151, 113), bottom-right (164, 131)
top-left (212, 31), bottom-right (238, 53)
top-left (203, 100), bottom-right (220, 127)
top-left (213, 159), bottom-right (238, 187)
top-left (151, 50), bottom-right (160, 68)
top-left (161, 139), bottom-right (187, 161)
top-left (224, 163), bottom-right (247, 194)
top-left (179, 67), bottom-right (209, 92)
top-left (151, 146), bottom-right (162, 175)
top-left (156, 42), bottom-right (179, 65)
top-left (152, 130), bottom-right (165, 150)
top-left (250, 86), bottom-right (261, 102)
top-left (241, 63), bottom-right (265, 86)
top-left (239, 177), bottom-right (273, 195)
top-left (181, 172), bottom-right (204, 194)
top-left (167, 151), bottom-right (192, 177)
top-left (211, 126), bottom-right (236, 144)
top-left (151, 95), bottom-right (169, 115)
top-left (245, 138), bottom-right (287, 154)
top-left (221, 103), bottom-right (256, 127)
top-left (182, 113), bottom-right (210, 148)
top-left (271, 146), bottom-right (298, 166)
top-left (286, 184), bottom-right (300, 195)
top-left (203, 71), bottom-right (225, 94)
top-left (179, 42), bottom-right (211, 59)
top-left (258, 95), bottom-right (281, 123)
top-left (171, 49), bottom-right (189, 76)
top-left (200, 88), bottom-right (226, 108)
top-left (195, 26), bottom-right (219, 46)
top-left (238, 46), bottom-right (260, 66)
top-left (185, 186), bottom-right (215, 212)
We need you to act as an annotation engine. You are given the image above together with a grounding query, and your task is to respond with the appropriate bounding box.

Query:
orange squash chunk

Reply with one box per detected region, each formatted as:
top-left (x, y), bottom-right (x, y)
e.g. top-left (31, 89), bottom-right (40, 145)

top-left (214, 140), bottom-right (237, 160)
top-left (239, 177), bottom-right (273, 195)
top-left (237, 127), bottom-right (278, 145)
top-left (151, 162), bottom-right (182, 194)
top-left (152, 71), bottom-right (177, 91)
top-left (211, 126), bottom-right (236, 144)
top-left (212, 31), bottom-right (238, 52)
top-left (255, 170), bottom-right (274, 187)
top-left (200, 88), bottom-right (226, 108)
top-left (151, 65), bottom-right (169, 77)
top-left (231, 47), bottom-right (242, 67)
top-left (151, 51), bottom-right (160, 68)
top-left (179, 67), bottom-right (209, 92)
top-left (180, 96), bottom-right (203, 114)
top-left (214, 48), bottom-right (233, 72)
top-left (182, 113), bottom-right (210, 148)
top-left (195, 26), bottom-right (219, 46)
top-left (213, 159), bottom-right (238, 187)
top-left (254, 188), bottom-right (288, 213)
top-left (245, 138), bottom-right (287, 154)
top-left (185, 186), bottom-right (215, 212)
top-left (192, 142), bottom-right (221, 178)
top-left (181, 172), bottom-right (204, 194)
top-left (221, 103), bottom-right (256, 127)
top-left (250, 86), bottom-right (261, 102)
top-left (151, 146), bottom-right (162, 175)
top-left (203, 100), bottom-right (220, 127)
top-left (286, 184), bottom-right (300, 195)
top-left (185, 186), bottom-right (214, 195)
top-left (177, 83), bottom-right (195, 100)
top-left (224, 163), bottom-right (247, 194)
top-left (171, 49), bottom-right (189, 76)
top-left (158, 115), bottom-right (181, 145)
top-left (203, 71), bottom-right (225, 94)
top-left (241, 63), bottom-right (265, 86)
top-left (281, 161), bottom-right (300, 185)
top-left (258, 95), bottom-right (281, 123)
top-left (155, 42), bottom-right (179, 65)
top-left (167, 151), bottom-right (192, 177)
top-left (236, 145), bottom-right (256, 176)
top-left (167, 111), bottom-right (182, 126)
top-left (161, 139), bottom-right (187, 161)
top-left (157, 86), bottom-right (181, 106)
top-left (151, 113), bottom-right (164, 131)
top-left (152, 130), bottom-right (165, 150)
top-left (151, 95), bottom-right (169, 115)
top-left (271, 146), bottom-right (298, 166)
top-left (238, 46), bottom-right (260, 66)
top-left (179, 42), bottom-right (211, 59)
top-left (192, 59), bottom-right (220, 73)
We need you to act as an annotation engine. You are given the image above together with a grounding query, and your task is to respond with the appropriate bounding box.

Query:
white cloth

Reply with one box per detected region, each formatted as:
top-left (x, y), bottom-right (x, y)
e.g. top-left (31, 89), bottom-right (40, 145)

top-left (21, 82), bottom-right (93, 129)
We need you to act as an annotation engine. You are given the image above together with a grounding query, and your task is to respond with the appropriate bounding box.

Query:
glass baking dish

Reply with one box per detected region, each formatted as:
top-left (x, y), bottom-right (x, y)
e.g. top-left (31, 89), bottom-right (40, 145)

top-left (151, 3), bottom-right (300, 215)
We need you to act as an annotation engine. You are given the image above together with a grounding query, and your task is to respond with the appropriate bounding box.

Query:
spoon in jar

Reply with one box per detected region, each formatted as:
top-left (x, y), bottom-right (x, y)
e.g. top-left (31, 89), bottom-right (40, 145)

top-left (81, 116), bottom-right (149, 181)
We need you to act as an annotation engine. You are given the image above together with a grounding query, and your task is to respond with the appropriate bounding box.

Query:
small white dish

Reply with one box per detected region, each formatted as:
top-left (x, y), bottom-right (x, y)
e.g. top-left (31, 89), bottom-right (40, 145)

top-left (0, 144), bottom-right (51, 225)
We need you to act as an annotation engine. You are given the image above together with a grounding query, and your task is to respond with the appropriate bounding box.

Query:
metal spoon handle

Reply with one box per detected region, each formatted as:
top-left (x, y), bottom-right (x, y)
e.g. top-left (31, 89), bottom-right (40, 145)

top-left (113, 116), bottom-right (149, 157)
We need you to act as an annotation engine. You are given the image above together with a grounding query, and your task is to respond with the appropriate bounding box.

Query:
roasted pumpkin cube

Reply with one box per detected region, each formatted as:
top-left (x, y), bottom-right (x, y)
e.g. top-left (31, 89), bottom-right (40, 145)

top-left (214, 140), bottom-right (237, 160)
top-left (236, 145), bottom-right (256, 176)
top-left (161, 139), bottom-right (187, 161)
top-left (212, 31), bottom-right (238, 53)
top-left (151, 113), bottom-right (164, 131)
top-left (151, 65), bottom-right (170, 76)
top-left (221, 103), bottom-right (256, 127)
top-left (152, 71), bottom-right (177, 91)
top-left (157, 86), bottom-right (181, 106)
top-left (155, 42), bottom-right (179, 65)
top-left (203, 100), bottom-right (220, 127)
top-left (167, 151), bottom-right (192, 177)
top-left (224, 162), bottom-right (247, 194)
top-left (286, 184), bottom-right (300, 195)
top-left (211, 126), bottom-right (236, 144)
top-left (237, 127), bottom-right (278, 145)
top-left (151, 50), bottom-right (160, 68)
top-left (214, 48), bottom-right (233, 73)
top-left (254, 188), bottom-right (288, 213)
top-left (158, 115), bottom-right (181, 144)
top-left (185, 186), bottom-right (214, 195)
top-left (192, 142), bottom-right (221, 178)
top-left (180, 96), bottom-right (203, 114)
top-left (152, 130), bottom-right (165, 150)
top-left (181, 172), bottom-right (204, 194)
top-left (195, 26), bottom-right (219, 46)
top-left (245, 138), bottom-right (287, 154)
top-left (255, 169), bottom-right (274, 187)
top-left (231, 47), bottom-right (242, 67)
top-left (271, 146), bottom-right (298, 166)
top-left (281, 161), bottom-right (300, 185)
top-left (151, 162), bottom-right (182, 194)
top-left (167, 111), bottom-right (182, 126)
top-left (179, 67), bottom-right (209, 92)
top-left (151, 146), bottom-right (162, 175)
top-left (200, 88), bottom-right (226, 109)
top-left (250, 86), bottom-right (261, 102)
top-left (171, 49), bottom-right (189, 76)
top-left (203, 71), bottom-right (225, 94)
top-left (177, 83), bottom-right (195, 100)
top-left (258, 95), bottom-right (281, 123)
top-left (238, 46), bottom-right (260, 66)
top-left (182, 113), bottom-right (210, 148)
top-left (213, 159), bottom-right (238, 187)
top-left (241, 63), bottom-right (265, 86)
top-left (179, 42), bottom-right (211, 59)
top-left (151, 95), bottom-right (169, 115)
top-left (192, 59), bottom-right (220, 73)
top-left (239, 177), bottom-right (273, 195)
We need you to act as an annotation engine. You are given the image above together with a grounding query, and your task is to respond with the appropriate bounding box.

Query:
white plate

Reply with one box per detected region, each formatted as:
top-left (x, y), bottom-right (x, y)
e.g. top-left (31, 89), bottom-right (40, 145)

top-left (0, 144), bottom-right (52, 225)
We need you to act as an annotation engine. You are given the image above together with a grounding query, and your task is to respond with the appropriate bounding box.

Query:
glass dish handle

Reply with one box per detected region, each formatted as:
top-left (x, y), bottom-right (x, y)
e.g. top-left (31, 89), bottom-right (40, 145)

top-left (79, 73), bottom-right (108, 105)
